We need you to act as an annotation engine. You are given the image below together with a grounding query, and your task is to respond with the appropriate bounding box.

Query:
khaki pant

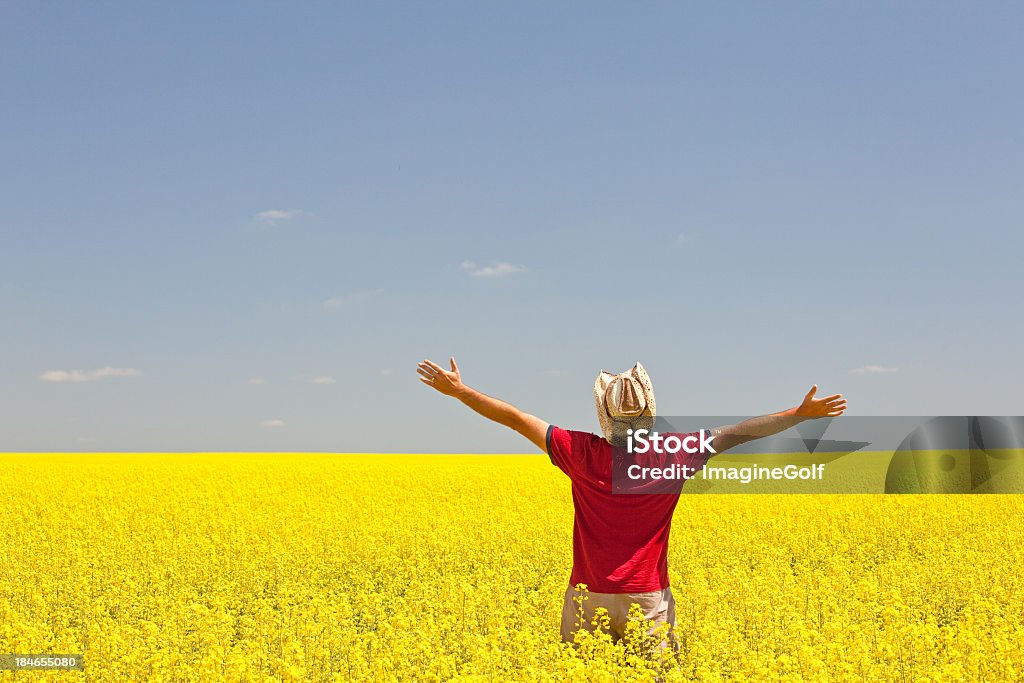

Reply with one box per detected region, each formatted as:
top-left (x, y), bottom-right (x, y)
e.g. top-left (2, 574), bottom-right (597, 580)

top-left (560, 584), bottom-right (677, 646)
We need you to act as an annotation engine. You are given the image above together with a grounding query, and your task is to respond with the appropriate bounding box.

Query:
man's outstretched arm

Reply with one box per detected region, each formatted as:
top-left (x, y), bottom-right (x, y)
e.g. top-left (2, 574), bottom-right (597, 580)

top-left (417, 356), bottom-right (550, 454)
top-left (711, 385), bottom-right (847, 454)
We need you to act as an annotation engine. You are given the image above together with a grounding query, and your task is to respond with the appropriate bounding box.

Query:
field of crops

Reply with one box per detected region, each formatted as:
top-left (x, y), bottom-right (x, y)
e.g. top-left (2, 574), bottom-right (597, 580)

top-left (2, 452), bottom-right (1023, 682)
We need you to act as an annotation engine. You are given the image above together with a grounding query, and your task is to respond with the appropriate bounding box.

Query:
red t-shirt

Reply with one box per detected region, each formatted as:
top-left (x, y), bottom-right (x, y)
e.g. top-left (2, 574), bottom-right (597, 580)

top-left (546, 425), bottom-right (710, 593)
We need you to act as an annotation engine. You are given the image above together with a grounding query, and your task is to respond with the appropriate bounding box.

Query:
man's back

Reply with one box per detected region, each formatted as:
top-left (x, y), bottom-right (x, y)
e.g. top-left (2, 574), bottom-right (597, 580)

top-left (546, 426), bottom-right (710, 593)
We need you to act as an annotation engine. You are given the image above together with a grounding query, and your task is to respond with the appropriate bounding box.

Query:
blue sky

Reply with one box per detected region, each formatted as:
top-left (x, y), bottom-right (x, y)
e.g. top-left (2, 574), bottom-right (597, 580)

top-left (2, 2), bottom-right (1022, 452)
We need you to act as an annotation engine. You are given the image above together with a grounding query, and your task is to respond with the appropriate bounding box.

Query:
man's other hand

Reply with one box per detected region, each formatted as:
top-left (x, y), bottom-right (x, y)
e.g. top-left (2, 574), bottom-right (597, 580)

top-left (418, 357), bottom-right (465, 397)
top-left (795, 385), bottom-right (847, 418)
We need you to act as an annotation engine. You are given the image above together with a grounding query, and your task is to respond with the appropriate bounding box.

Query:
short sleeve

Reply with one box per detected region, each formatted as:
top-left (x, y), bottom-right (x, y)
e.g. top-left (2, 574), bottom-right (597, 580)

top-left (546, 425), bottom-right (580, 477)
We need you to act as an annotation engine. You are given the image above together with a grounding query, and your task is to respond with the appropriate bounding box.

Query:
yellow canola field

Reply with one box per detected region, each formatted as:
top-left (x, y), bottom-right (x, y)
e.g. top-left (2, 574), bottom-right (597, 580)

top-left (1, 453), bottom-right (1022, 682)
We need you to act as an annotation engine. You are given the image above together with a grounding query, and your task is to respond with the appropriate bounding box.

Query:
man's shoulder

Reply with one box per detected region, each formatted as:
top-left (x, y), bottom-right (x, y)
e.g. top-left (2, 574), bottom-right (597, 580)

top-left (546, 426), bottom-right (607, 462)
top-left (549, 426), bottom-right (605, 444)
top-left (552, 426), bottom-right (599, 437)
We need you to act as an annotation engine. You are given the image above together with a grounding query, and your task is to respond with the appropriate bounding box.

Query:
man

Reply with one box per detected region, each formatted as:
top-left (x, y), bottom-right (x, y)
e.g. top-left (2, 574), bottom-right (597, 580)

top-left (416, 356), bottom-right (846, 645)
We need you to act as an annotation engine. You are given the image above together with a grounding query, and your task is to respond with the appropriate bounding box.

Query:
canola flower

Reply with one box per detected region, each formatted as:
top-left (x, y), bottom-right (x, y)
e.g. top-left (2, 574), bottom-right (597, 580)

top-left (1, 452), bottom-right (1023, 682)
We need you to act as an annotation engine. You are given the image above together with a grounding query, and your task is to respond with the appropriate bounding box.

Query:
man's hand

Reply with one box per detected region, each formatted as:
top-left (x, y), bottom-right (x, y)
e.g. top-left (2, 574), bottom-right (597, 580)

top-left (794, 385), bottom-right (847, 419)
top-left (711, 385), bottom-right (847, 454)
top-left (416, 356), bottom-right (550, 454)
top-left (417, 357), bottom-right (465, 397)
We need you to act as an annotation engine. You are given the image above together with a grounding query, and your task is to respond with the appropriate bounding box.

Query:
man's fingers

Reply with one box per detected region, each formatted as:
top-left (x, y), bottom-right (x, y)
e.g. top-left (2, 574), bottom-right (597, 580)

top-left (418, 377), bottom-right (434, 387)
top-left (450, 356), bottom-right (459, 373)
top-left (418, 361), bottom-right (440, 375)
top-left (416, 368), bottom-right (435, 381)
top-left (805, 384), bottom-right (818, 400)
top-left (423, 359), bottom-right (445, 374)
top-left (821, 393), bottom-right (842, 402)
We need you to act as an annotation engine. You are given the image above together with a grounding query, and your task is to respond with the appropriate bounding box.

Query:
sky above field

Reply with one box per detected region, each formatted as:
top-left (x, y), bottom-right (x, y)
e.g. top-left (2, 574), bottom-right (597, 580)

top-left (2, 2), bottom-right (1022, 452)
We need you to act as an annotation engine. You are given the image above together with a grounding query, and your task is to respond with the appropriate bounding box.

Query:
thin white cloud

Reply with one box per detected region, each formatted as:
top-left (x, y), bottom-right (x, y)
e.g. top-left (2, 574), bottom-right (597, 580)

top-left (323, 289), bottom-right (383, 309)
top-left (380, 368), bottom-right (394, 376)
top-left (254, 209), bottom-right (306, 225)
top-left (40, 366), bottom-right (143, 383)
top-left (310, 376), bottom-right (336, 385)
top-left (261, 418), bottom-right (286, 428)
top-left (460, 261), bottom-right (526, 278)
top-left (849, 365), bottom-right (899, 375)
top-left (676, 233), bottom-right (691, 246)
top-left (247, 378), bottom-right (266, 385)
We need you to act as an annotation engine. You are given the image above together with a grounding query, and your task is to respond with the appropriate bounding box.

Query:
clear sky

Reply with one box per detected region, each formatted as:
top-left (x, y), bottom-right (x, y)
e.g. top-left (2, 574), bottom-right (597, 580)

top-left (2, 2), bottom-right (1022, 452)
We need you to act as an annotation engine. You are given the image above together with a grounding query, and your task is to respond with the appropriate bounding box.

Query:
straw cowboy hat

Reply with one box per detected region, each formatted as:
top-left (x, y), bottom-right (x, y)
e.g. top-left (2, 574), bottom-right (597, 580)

top-left (594, 362), bottom-right (656, 446)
